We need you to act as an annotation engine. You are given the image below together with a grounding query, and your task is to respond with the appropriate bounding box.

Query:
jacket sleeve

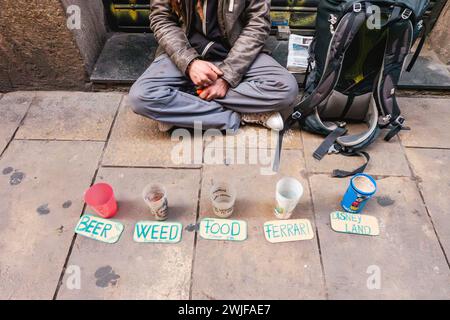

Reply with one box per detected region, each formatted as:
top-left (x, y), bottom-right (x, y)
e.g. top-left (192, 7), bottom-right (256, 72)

top-left (218, 0), bottom-right (271, 88)
top-left (150, 0), bottom-right (200, 74)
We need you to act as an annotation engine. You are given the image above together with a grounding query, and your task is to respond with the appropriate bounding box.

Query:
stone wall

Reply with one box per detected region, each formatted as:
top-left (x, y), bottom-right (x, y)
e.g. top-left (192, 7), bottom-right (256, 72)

top-left (0, 0), bottom-right (106, 92)
top-left (60, 0), bottom-right (107, 73)
top-left (428, 1), bottom-right (450, 65)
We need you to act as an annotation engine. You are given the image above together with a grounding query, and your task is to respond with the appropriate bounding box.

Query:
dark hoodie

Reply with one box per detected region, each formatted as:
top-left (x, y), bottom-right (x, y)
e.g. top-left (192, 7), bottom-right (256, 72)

top-left (188, 0), bottom-right (230, 61)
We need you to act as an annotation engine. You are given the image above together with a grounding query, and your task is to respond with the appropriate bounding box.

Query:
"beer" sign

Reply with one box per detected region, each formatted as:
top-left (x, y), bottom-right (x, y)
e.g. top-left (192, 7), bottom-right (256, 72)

top-left (75, 214), bottom-right (124, 244)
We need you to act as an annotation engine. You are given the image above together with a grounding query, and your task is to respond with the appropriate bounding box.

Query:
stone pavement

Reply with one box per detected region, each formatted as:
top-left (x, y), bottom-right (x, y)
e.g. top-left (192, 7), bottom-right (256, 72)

top-left (0, 91), bottom-right (449, 300)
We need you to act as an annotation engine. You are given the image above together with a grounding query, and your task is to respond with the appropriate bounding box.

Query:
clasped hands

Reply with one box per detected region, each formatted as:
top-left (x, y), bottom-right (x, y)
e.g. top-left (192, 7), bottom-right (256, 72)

top-left (187, 60), bottom-right (229, 101)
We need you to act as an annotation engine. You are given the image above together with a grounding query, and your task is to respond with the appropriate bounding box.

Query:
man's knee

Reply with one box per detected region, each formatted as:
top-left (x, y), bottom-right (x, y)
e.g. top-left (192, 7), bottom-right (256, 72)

top-left (128, 82), bottom-right (148, 115)
top-left (277, 72), bottom-right (299, 109)
top-left (128, 80), bottom-right (169, 116)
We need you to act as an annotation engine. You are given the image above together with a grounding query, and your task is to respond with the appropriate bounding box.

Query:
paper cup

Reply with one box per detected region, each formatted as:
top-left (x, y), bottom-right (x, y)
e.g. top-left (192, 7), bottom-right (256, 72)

top-left (274, 177), bottom-right (303, 220)
top-left (210, 182), bottom-right (236, 219)
top-left (143, 184), bottom-right (169, 221)
top-left (341, 173), bottom-right (377, 214)
top-left (84, 183), bottom-right (118, 219)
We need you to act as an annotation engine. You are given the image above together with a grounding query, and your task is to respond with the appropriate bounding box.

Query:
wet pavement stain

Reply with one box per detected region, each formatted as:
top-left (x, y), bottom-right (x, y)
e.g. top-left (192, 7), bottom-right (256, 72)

top-left (376, 196), bottom-right (395, 207)
top-left (2, 167), bottom-right (13, 175)
top-left (185, 223), bottom-right (200, 232)
top-left (37, 204), bottom-right (50, 215)
top-left (62, 200), bottom-right (72, 209)
top-left (95, 266), bottom-right (120, 288)
top-left (10, 171), bottom-right (25, 185)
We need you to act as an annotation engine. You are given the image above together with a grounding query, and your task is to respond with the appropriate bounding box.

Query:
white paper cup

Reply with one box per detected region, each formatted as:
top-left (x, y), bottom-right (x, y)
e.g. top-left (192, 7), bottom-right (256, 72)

top-left (274, 177), bottom-right (304, 220)
top-left (210, 182), bottom-right (236, 219)
top-left (143, 184), bottom-right (168, 221)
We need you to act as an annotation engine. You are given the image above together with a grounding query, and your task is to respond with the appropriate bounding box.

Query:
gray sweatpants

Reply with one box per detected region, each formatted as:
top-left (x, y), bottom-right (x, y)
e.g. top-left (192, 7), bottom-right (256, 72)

top-left (129, 53), bottom-right (298, 132)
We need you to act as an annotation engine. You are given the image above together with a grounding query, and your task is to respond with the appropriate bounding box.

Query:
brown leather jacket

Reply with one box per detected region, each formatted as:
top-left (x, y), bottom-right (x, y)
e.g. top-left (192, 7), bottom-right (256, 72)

top-left (150, 0), bottom-right (271, 88)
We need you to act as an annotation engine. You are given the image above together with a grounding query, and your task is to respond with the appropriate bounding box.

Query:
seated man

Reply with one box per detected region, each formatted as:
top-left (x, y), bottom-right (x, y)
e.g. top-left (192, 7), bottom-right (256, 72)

top-left (129, 0), bottom-right (298, 133)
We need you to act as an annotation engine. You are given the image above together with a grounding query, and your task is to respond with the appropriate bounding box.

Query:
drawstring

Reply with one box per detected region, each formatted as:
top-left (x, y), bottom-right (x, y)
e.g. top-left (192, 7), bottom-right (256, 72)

top-left (228, 0), bottom-right (234, 12)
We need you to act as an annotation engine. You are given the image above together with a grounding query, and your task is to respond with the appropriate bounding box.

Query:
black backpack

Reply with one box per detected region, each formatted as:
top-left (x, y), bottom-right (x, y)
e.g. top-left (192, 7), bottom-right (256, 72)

top-left (275, 0), bottom-right (430, 177)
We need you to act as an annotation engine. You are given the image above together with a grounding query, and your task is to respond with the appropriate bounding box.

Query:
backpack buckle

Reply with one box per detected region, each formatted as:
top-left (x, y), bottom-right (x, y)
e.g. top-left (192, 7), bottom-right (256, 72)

top-left (353, 3), bottom-right (362, 12)
top-left (417, 20), bottom-right (424, 30)
top-left (292, 111), bottom-right (302, 120)
top-left (328, 14), bottom-right (338, 25)
top-left (401, 8), bottom-right (412, 19)
top-left (394, 116), bottom-right (405, 127)
top-left (328, 143), bottom-right (342, 155)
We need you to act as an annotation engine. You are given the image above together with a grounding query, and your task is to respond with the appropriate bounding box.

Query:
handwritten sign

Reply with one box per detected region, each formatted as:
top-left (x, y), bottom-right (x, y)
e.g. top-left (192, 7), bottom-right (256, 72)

top-left (199, 218), bottom-right (247, 241)
top-left (133, 221), bottom-right (182, 244)
top-left (330, 211), bottom-right (380, 236)
top-left (264, 219), bottom-right (314, 243)
top-left (75, 214), bottom-right (124, 244)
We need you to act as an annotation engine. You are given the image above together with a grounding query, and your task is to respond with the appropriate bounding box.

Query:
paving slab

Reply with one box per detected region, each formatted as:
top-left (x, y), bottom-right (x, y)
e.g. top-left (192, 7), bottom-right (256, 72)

top-left (57, 167), bottom-right (200, 300)
top-left (405, 148), bottom-right (450, 258)
top-left (192, 150), bottom-right (326, 300)
top-left (0, 91), bottom-right (34, 154)
top-left (310, 174), bottom-right (450, 299)
top-left (399, 97), bottom-right (450, 149)
top-left (15, 91), bottom-right (122, 141)
top-left (103, 97), bottom-right (201, 168)
top-left (302, 127), bottom-right (411, 177)
top-left (0, 140), bottom-right (103, 299)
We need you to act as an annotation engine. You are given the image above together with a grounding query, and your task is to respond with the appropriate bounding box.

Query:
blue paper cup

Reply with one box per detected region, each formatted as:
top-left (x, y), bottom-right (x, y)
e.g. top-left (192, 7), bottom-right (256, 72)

top-left (341, 174), bottom-right (377, 214)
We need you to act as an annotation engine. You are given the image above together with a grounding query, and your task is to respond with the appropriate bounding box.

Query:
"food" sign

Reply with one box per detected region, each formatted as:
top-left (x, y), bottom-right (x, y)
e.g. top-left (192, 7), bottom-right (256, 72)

top-left (199, 218), bottom-right (247, 241)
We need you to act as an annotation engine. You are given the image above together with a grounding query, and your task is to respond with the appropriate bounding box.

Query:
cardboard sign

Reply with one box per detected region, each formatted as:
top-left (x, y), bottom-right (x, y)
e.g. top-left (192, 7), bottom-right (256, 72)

top-left (75, 214), bottom-right (124, 244)
top-left (133, 221), bottom-right (182, 244)
top-left (264, 219), bottom-right (314, 243)
top-left (330, 211), bottom-right (380, 236)
top-left (199, 218), bottom-right (247, 242)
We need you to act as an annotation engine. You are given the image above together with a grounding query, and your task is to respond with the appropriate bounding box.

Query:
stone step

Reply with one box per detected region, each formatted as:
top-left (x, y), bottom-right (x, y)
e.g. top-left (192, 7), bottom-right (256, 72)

top-left (91, 33), bottom-right (450, 91)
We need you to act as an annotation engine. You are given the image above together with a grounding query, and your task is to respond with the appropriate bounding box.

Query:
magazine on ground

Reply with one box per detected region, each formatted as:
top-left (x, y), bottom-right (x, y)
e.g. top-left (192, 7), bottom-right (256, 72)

top-left (287, 34), bottom-right (314, 74)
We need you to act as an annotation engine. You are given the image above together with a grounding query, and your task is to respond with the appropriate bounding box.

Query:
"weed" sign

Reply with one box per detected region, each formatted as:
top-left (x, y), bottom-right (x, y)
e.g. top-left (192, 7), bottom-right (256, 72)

top-left (133, 221), bottom-right (182, 244)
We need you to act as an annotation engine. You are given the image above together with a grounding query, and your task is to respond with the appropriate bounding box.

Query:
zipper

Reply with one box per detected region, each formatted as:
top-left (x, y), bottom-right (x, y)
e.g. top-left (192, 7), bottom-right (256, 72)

top-left (201, 41), bottom-right (215, 57)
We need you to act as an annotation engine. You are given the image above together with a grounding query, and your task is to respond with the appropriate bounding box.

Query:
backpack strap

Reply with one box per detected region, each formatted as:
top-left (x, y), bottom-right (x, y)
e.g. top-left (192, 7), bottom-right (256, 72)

top-left (313, 127), bottom-right (347, 160)
top-left (273, 8), bottom-right (367, 172)
top-left (406, 22), bottom-right (427, 72)
top-left (293, 9), bottom-right (367, 123)
top-left (375, 17), bottom-right (414, 142)
top-left (332, 151), bottom-right (371, 178)
top-left (390, 4), bottom-right (428, 73)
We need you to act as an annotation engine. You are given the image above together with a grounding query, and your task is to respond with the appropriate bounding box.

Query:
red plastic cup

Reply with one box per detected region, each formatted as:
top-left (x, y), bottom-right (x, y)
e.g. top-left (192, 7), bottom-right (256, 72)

top-left (84, 183), bottom-right (118, 218)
